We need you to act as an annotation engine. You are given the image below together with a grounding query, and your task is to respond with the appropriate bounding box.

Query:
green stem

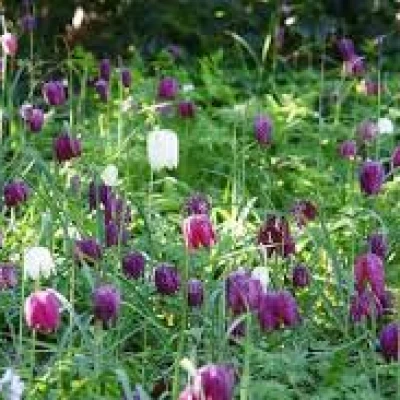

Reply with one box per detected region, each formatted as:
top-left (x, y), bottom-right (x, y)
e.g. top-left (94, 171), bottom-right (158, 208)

top-left (171, 248), bottom-right (190, 399)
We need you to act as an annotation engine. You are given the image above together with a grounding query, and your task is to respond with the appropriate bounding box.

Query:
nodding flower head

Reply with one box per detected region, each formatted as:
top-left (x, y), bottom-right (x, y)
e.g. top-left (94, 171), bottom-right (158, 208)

top-left (1, 33), bottom-right (18, 57)
top-left (105, 221), bottom-right (129, 247)
top-left (350, 289), bottom-right (383, 322)
top-left (226, 269), bottom-right (263, 314)
top-left (379, 322), bottom-right (399, 362)
top-left (357, 120), bottom-right (378, 143)
top-left (3, 180), bottom-right (30, 207)
top-left (344, 55), bottom-right (365, 77)
top-left (99, 58), bottom-right (111, 81)
top-left (88, 181), bottom-right (114, 210)
top-left (183, 214), bottom-right (216, 250)
top-left (121, 68), bottom-right (132, 88)
top-left (178, 101), bottom-right (196, 118)
top-left (292, 264), bottom-right (311, 288)
top-left (154, 263), bottom-right (181, 295)
top-left (104, 195), bottom-right (131, 225)
top-left (337, 38), bottom-right (355, 61)
top-left (291, 200), bottom-right (317, 227)
top-left (20, 104), bottom-right (44, 133)
top-left (367, 232), bottom-right (388, 260)
top-left (94, 79), bottom-right (109, 102)
top-left (183, 193), bottom-right (211, 216)
top-left (257, 215), bottom-right (296, 258)
top-left (258, 290), bottom-right (300, 332)
top-left (339, 140), bottom-right (357, 160)
top-left (74, 238), bottom-right (102, 264)
top-left (42, 80), bottom-right (67, 106)
top-left (23, 246), bottom-right (55, 280)
top-left (147, 129), bottom-right (179, 171)
top-left (122, 251), bottom-right (145, 280)
top-left (179, 364), bottom-right (236, 400)
top-left (360, 80), bottom-right (381, 96)
top-left (93, 284), bottom-right (121, 326)
top-left (24, 288), bottom-right (61, 333)
top-left (187, 278), bottom-right (204, 307)
top-left (0, 263), bottom-right (18, 289)
top-left (254, 114), bottom-right (273, 146)
top-left (21, 14), bottom-right (36, 32)
top-left (158, 77), bottom-right (179, 100)
top-left (54, 133), bottom-right (82, 162)
top-left (359, 160), bottom-right (385, 196)
top-left (354, 252), bottom-right (385, 299)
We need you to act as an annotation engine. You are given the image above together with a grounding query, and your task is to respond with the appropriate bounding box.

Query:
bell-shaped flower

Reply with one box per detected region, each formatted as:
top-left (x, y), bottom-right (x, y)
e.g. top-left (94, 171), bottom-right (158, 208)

top-left (23, 246), bottom-right (55, 280)
top-left (147, 129), bottom-right (179, 172)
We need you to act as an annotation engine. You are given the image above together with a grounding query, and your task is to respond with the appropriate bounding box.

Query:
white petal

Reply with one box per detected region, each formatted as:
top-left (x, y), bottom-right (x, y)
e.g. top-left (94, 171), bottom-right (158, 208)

top-left (101, 164), bottom-right (118, 186)
top-left (377, 117), bottom-right (394, 135)
top-left (252, 266), bottom-right (270, 292)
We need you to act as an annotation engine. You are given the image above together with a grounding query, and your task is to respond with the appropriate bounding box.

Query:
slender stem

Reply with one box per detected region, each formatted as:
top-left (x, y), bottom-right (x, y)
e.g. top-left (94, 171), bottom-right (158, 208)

top-left (171, 247), bottom-right (190, 399)
top-left (240, 313), bottom-right (251, 400)
top-left (0, 13), bottom-right (7, 146)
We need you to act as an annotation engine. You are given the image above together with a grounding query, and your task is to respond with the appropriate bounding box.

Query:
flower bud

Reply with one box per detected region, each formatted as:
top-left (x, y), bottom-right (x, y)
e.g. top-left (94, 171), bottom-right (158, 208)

top-left (292, 264), bottom-right (311, 288)
top-left (187, 279), bottom-right (204, 307)
top-left (121, 68), bottom-right (132, 88)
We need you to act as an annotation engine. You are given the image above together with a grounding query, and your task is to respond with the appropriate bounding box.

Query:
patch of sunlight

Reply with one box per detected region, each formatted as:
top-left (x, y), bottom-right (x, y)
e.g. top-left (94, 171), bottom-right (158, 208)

top-left (277, 94), bottom-right (310, 122)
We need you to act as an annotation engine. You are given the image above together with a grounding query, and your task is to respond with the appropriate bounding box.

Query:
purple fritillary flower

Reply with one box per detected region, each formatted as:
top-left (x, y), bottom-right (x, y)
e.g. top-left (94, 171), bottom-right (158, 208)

top-left (354, 252), bottom-right (385, 299)
top-left (93, 284), bottom-right (121, 326)
top-left (337, 38), bottom-right (356, 61)
top-left (226, 269), bottom-right (263, 314)
top-left (367, 232), bottom-right (388, 259)
top-left (3, 180), bottom-right (29, 207)
top-left (122, 251), bottom-right (145, 280)
top-left (178, 101), bottom-right (196, 118)
top-left (339, 140), bottom-right (357, 160)
top-left (0, 263), bottom-right (18, 289)
top-left (183, 193), bottom-right (211, 216)
top-left (74, 238), bottom-right (102, 263)
top-left (359, 160), bottom-right (385, 196)
top-left (258, 215), bottom-right (296, 258)
top-left (158, 77), bottom-right (179, 99)
top-left (53, 134), bottom-right (82, 162)
top-left (121, 68), bottom-right (132, 88)
top-left (154, 264), bottom-right (181, 295)
top-left (350, 289), bottom-right (383, 322)
top-left (379, 322), bottom-right (399, 362)
top-left (292, 264), bottom-right (311, 288)
top-left (187, 278), bottom-right (204, 307)
top-left (42, 80), bottom-right (66, 106)
top-left (99, 58), bottom-right (111, 81)
top-left (254, 114), bottom-right (273, 146)
top-left (357, 120), bottom-right (378, 143)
